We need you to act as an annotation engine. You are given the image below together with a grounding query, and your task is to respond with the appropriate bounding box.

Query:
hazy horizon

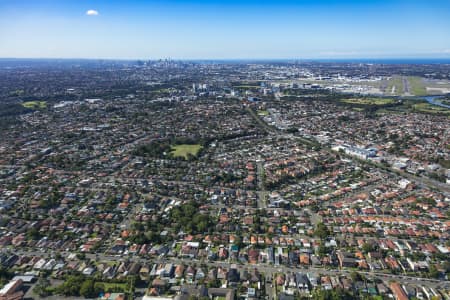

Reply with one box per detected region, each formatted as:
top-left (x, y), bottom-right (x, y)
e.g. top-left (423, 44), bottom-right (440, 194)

top-left (2, 57), bottom-right (450, 63)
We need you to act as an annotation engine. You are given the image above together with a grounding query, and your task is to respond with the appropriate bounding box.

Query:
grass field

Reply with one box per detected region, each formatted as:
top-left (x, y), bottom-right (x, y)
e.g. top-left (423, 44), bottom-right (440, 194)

top-left (22, 101), bottom-right (47, 109)
top-left (440, 100), bottom-right (450, 106)
top-left (408, 76), bottom-right (427, 96)
top-left (99, 282), bottom-right (128, 292)
top-left (412, 103), bottom-right (450, 115)
top-left (387, 76), bottom-right (403, 95)
top-left (257, 110), bottom-right (269, 116)
top-left (341, 98), bottom-right (396, 106)
top-left (170, 144), bottom-right (203, 159)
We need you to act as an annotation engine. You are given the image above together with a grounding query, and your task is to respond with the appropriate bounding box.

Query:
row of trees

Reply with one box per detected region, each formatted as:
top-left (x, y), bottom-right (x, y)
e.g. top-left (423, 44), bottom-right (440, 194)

top-left (34, 275), bottom-right (100, 298)
top-left (34, 274), bottom-right (132, 298)
top-left (126, 201), bottom-right (216, 244)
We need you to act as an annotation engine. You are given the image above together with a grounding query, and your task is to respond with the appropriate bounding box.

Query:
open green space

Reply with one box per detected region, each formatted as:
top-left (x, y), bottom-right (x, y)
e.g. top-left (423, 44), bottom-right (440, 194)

top-left (387, 76), bottom-right (403, 95)
top-left (408, 76), bottom-right (427, 96)
top-left (170, 144), bottom-right (203, 159)
top-left (257, 110), bottom-right (269, 116)
top-left (440, 99), bottom-right (450, 106)
top-left (22, 101), bottom-right (47, 109)
top-left (412, 102), bottom-right (450, 115)
top-left (376, 99), bottom-right (450, 117)
top-left (100, 282), bottom-right (128, 292)
top-left (341, 97), bottom-right (396, 106)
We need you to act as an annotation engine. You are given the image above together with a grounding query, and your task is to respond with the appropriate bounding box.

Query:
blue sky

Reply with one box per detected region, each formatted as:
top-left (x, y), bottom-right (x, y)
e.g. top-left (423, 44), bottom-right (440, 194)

top-left (0, 0), bottom-right (449, 59)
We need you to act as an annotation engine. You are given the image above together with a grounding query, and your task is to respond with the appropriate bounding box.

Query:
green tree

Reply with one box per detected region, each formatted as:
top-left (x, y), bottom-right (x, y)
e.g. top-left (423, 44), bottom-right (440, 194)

top-left (314, 222), bottom-right (330, 240)
top-left (80, 279), bottom-right (96, 298)
top-left (311, 288), bottom-right (355, 300)
top-left (362, 243), bottom-right (373, 253)
top-left (350, 271), bottom-right (363, 282)
top-left (0, 266), bottom-right (13, 287)
top-left (27, 227), bottom-right (41, 240)
top-left (76, 252), bottom-right (86, 260)
top-left (56, 275), bottom-right (84, 296)
top-left (428, 265), bottom-right (440, 279)
top-left (33, 276), bottom-right (51, 297)
top-left (317, 243), bottom-right (329, 258)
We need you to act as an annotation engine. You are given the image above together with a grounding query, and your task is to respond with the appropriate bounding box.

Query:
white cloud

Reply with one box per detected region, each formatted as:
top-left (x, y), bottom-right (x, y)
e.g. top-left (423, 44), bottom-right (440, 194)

top-left (86, 10), bottom-right (99, 16)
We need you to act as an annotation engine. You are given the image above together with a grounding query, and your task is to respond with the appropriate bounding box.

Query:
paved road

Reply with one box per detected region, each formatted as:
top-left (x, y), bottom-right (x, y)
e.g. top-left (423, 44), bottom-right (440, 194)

top-left (282, 132), bottom-right (450, 194)
top-left (246, 106), bottom-right (276, 134)
top-left (11, 249), bottom-right (450, 291)
top-left (247, 106), bottom-right (449, 194)
top-left (403, 76), bottom-right (411, 95)
top-left (256, 161), bottom-right (268, 209)
top-left (6, 105), bottom-right (449, 299)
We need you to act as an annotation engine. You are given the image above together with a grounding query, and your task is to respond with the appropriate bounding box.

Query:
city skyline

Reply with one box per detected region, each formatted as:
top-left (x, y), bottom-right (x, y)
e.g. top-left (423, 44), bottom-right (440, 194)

top-left (0, 0), bottom-right (450, 59)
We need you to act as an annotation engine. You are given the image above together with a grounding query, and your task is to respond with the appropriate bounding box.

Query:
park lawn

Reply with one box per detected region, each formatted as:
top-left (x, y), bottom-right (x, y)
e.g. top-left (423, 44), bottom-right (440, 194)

top-left (408, 76), bottom-right (427, 96)
top-left (341, 97), bottom-right (396, 106)
top-left (170, 144), bottom-right (203, 159)
top-left (22, 101), bottom-right (47, 109)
